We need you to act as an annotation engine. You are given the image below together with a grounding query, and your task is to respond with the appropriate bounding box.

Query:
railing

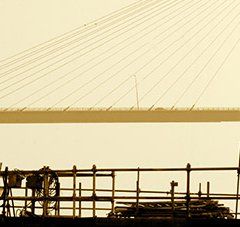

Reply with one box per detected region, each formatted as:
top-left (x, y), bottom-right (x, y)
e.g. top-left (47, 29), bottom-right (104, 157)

top-left (0, 164), bottom-right (240, 218)
top-left (1, 107), bottom-right (240, 111)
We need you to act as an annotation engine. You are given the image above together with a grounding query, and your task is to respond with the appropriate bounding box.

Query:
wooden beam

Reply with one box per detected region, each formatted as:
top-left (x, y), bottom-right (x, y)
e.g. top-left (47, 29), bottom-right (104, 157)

top-left (0, 108), bottom-right (240, 123)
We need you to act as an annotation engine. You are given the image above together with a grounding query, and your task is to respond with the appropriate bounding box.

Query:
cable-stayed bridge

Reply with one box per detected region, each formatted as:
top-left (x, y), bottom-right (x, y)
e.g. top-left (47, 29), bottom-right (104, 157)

top-left (0, 0), bottom-right (240, 123)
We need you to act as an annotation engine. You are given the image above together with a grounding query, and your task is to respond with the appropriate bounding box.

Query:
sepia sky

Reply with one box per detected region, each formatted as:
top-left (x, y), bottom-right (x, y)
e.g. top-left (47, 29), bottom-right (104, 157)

top-left (0, 0), bottom-right (240, 212)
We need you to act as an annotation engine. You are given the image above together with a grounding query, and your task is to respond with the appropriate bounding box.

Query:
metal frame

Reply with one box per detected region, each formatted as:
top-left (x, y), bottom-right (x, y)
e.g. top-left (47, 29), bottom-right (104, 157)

top-left (0, 163), bottom-right (240, 219)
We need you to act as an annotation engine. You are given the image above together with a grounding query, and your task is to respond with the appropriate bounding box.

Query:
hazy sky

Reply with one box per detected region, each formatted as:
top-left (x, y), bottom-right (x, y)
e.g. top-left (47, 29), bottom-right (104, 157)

top-left (0, 0), bottom-right (240, 108)
top-left (0, 0), bottom-right (240, 213)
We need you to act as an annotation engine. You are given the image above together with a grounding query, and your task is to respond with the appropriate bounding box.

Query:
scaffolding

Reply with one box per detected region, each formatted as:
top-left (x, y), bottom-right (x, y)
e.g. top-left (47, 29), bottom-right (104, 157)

top-left (0, 163), bottom-right (240, 219)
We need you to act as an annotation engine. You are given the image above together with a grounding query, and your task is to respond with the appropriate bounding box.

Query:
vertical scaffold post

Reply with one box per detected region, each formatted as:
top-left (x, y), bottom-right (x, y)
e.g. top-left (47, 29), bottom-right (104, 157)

top-left (92, 164), bottom-right (97, 217)
top-left (136, 168), bottom-right (140, 216)
top-left (79, 182), bottom-right (82, 217)
top-left (186, 163), bottom-right (191, 218)
top-left (235, 151), bottom-right (240, 219)
top-left (198, 183), bottom-right (202, 198)
top-left (10, 188), bottom-right (15, 217)
top-left (170, 181), bottom-right (178, 218)
top-left (2, 167), bottom-right (8, 217)
top-left (73, 165), bottom-right (77, 218)
top-left (111, 171), bottom-right (115, 214)
top-left (31, 189), bottom-right (36, 214)
top-left (43, 166), bottom-right (49, 217)
top-left (236, 170), bottom-right (240, 219)
top-left (24, 187), bottom-right (28, 211)
top-left (55, 182), bottom-right (60, 216)
top-left (207, 182), bottom-right (210, 198)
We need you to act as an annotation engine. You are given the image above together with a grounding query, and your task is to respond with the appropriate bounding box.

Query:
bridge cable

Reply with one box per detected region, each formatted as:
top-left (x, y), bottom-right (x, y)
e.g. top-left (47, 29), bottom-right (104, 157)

top-left (136, 2), bottom-right (240, 110)
top-left (14, 0), bottom-right (196, 109)
top-left (148, 9), bottom-right (240, 109)
top-left (0, 0), bottom-right (165, 80)
top-left (107, 0), bottom-right (236, 109)
top-left (48, 0), bottom-right (214, 109)
top-left (91, 0), bottom-right (230, 109)
top-left (0, 0), bottom-right (161, 75)
top-left (171, 20), bottom-right (240, 109)
top-left (0, 0), bottom-right (189, 94)
top-left (191, 35), bottom-right (240, 109)
top-left (0, 0), bottom-right (153, 66)
top-left (1, 0), bottom-right (199, 108)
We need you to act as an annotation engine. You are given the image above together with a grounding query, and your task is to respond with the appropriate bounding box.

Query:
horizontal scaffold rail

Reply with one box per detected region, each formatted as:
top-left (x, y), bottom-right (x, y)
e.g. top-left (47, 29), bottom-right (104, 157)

top-left (0, 108), bottom-right (240, 123)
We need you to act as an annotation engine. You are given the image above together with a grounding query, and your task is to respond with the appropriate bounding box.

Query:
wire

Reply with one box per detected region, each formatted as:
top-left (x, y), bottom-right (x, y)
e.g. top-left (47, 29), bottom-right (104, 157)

top-left (2, 0), bottom-right (197, 107)
top-left (140, 1), bottom-right (240, 109)
top-left (149, 4), bottom-right (240, 109)
top-left (0, 0), bottom-right (186, 95)
top-left (14, 0), bottom-right (191, 109)
top-left (140, 1), bottom-right (239, 110)
top-left (1, 0), bottom-right (238, 111)
top-left (49, 0), bottom-right (211, 109)
top-left (0, 0), bottom-right (152, 66)
top-left (0, 0), bottom-right (161, 76)
top-left (171, 18), bottom-right (240, 109)
top-left (0, 0), bottom-right (161, 79)
top-left (108, 0), bottom-right (229, 109)
top-left (92, 0), bottom-right (228, 109)
top-left (90, 75), bottom-right (133, 109)
top-left (191, 35), bottom-right (240, 109)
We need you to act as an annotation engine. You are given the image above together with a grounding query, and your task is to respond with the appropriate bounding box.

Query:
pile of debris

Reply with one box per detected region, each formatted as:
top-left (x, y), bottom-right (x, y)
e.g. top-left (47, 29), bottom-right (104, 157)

top-left (110, 200), bottom-right (233, 219)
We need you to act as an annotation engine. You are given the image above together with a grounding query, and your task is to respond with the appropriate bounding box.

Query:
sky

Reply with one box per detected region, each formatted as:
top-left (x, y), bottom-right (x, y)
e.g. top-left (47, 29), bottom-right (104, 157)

top-left (0, 0), bottom-right (240, 215)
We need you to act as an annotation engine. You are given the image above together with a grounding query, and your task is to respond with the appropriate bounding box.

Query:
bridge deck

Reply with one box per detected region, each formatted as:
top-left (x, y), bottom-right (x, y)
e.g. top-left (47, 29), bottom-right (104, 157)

top-left (0, 108), bottom-right (240, 123)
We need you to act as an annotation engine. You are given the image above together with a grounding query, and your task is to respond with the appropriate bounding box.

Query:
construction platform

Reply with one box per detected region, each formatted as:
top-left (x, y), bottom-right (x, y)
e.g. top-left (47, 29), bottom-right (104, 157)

top-left (1, 164), bottom-right (240, 225)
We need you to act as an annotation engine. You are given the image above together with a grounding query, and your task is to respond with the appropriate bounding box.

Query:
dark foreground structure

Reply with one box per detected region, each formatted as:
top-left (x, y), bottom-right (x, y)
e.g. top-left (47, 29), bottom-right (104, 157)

top-left (1, 163), bottom-right (240, 226)
top-left (1, 217), bottom-right (240, 227)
